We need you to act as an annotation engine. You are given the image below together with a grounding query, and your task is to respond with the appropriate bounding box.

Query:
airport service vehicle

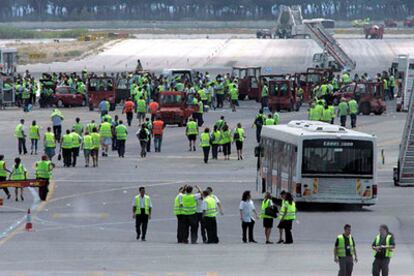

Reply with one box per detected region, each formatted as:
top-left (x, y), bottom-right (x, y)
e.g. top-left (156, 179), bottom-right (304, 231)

top-left (256, 29), bottom-right (272, 39)
top-left (364, 25), bottom-right (384, 39)
top-left (232, 66), bottom-right (261, 100)
top-left (384, 19), bottom-right (397, 28)
top-left (268, 79), bottom-right (301, 112)
top-left (52, 86), bottom-right (86, 108)
top-left (257, 121), bottom-right (377, 206)
top-left (115, 77), bottom-right (129, 104)
top-left (389, 55), bottom-right (414, 112)
top-left (331, 82), bottom-right (386, 115)
top-left (87, 77), bottom-right (116, 111)
top-left (0, 74), bottom-right (15, 108)
top-left (156, 91), bottom-right (197, 126)
top-left (295, 71), bottom-right (324, 103)
top-left (404, 16), bottom-right (414, 27)
top-left (0, 47), bottom-right (17, 75)
top-left (161, 69), bottom-right (194, 84)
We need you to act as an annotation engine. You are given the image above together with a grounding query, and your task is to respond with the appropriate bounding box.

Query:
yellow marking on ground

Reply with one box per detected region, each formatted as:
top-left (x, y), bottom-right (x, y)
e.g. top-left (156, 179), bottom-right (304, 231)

top-left (53, 213), bottom-right (108, 219)
top-left (206, 273), bottom-right (218, 276)
top-left (0, 180), bottom-right (56, 247)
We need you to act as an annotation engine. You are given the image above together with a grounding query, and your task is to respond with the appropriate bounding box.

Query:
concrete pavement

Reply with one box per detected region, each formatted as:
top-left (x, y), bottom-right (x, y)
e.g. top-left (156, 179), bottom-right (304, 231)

top-left (0, 99), bottom-right (413, 275)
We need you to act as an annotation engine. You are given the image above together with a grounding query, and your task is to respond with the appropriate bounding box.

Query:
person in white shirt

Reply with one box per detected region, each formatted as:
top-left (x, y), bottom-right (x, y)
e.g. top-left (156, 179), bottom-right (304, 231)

top-left (240, 190), bottom-right (258, 243)
top-left (132, 187), bottom-right (152, 241)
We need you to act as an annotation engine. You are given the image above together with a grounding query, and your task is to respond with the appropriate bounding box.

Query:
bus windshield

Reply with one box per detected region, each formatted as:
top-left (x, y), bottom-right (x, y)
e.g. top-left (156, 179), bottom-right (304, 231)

top-left (302, 139), bottom-right (373, 176)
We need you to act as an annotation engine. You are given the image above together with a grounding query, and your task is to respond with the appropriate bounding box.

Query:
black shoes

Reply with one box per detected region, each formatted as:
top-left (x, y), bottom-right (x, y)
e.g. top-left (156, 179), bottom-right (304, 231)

top-left (277, 240), bottom-right (284, 244)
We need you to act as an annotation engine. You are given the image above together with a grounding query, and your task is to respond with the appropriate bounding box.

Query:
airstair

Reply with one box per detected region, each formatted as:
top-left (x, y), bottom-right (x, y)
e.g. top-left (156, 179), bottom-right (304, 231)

top-left (396, 79), bottom-right (414, 186)
top-left (304, 21), bottom-right (356, 70)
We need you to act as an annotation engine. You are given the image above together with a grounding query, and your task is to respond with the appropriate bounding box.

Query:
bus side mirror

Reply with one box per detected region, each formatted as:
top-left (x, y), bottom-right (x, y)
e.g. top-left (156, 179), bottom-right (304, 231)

top-left (254, 146), bottom-right (264, 157)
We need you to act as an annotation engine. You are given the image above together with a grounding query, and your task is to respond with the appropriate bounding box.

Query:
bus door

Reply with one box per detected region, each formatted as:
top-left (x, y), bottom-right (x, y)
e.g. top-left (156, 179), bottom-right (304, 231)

top-left (266, 139), bottom-right (274, 194)
top-left (288, 145), bottom-right (297, 193)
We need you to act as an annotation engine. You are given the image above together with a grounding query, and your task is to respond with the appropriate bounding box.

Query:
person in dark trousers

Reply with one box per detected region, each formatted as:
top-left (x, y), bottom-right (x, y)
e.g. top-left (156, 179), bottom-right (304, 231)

top-left (35, 155), bottom-right (54, 201)
top-left (137, 124), bottom-right (149, 158)
top-left (123, 98), bottom-right (135, 127)
top-left (196, 192), bottom-right (207, 243)
top-left (174, 186), bottom-right (186, 243)
top-left (203, 189), bottom-right (219, 244)
top-left (211, 125), bottom-right (221, 160)
top-left (240, 190), bottom-right (258, 243)
top-left (70, 129), bottom-right (81, 167)
top-left (260, 192), bottom-right (274, 244)
top-left (277, 192), bottom-right (296, 244)
top-left (111, 115), bottom-right (119, 151)
top-left (0, 155), bottom-right (11, 199)
top-left (60, 129), bottom-right (73, 167)
top-left (372, 224), bottom-right (395, 276)
top-left (253, 109), bottom-right (265, 143)
top-left (144, 118), bottom-right (152, 153)
top-left (334, 224), bottom-right (358, 276)
top-left (200, 128), bottom-right (211, 164)
top-left (180, 185), bottom-right (202, 244)
top-left (132, 187), bottom-right (152, 241)
top-left (15, 119), bottom-right (28, 155)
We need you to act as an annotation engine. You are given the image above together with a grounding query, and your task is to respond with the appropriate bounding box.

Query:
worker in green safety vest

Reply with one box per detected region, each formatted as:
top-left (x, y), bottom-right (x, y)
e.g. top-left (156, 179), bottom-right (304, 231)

top-left (264, 114), bottom-right (275, 125)
top-left (91, 127), bottom-right (101, 167)
top-left (82, 131), bottom-right (93, 167)
top-left (186, 118), bottom-right (199, 152)
top-left (229, 81), bottom-right (239, 112)
top-left (334, 224), bottom-right (358, 276)
top-left (260, 192), bottom-right (274, 244)
top-left (277, 192), bottom-right (296, 244)
top-left (60, 129), bottom-right (73, 167)
top-left (99, 118), bottom-right (112, 157)
top-left (180, 185), bottom-right (202, 244)
top-left (72, 117), bottom-right (84, 136)
top-left (10, 157), bottom-right (27, 201)
top-left (133, 187), bottom-right (152, 241)
top-left (348, 99), bottom-right (358, 128)
top-left (174, 186), bottom-right (186, 243)
top-left (15, 119), bottom-right (28, 155)
top-left (261, 81), bottom-right (269, 109)
top-left (71, 129), bottom-right (82, 167)
top-left (0, 154), bottom-right (11, 199)
top-left (29, 120), bottom-right (40, 155)
top-left (321, 105), bottom-right (333, 123)
top-left (329, 104), bottom-right (336, 124)
top-left (200, 128), bottom-right (211, 164)
top-left (372, 224), bottom-right (396, 276)
top-left (337, 98), bottom-right (349, 127)
top-left (233, 123), bottom-right (246, 160)
top-left (211, 125), bottom-right (221, 160)
top-left (388, 75), bottom-right (396, 100)
top-left (35, 155), bottom-right (54, 201)
top-left (202, 189), bottom-right (219, 243)
top-left (115, 120), bottom-right (128, 158)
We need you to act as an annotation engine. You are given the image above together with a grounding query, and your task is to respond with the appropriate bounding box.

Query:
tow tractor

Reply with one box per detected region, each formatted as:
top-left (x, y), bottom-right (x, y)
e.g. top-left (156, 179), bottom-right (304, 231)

top-left (87, 77), bottom-right (116, 111)
top-left (156, 91), bottom-right (197, 127)
top-left (294, 71), bottom-right (324, 103)
top-left (232, 66), bottom-right (261, 100)
top-left (268, 79), bottom-right (301, 112)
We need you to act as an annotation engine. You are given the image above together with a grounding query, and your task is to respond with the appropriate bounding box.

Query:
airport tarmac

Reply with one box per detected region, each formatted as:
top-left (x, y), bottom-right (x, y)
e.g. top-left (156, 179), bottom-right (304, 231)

top-left (0, 99), bottom-right (413, 275)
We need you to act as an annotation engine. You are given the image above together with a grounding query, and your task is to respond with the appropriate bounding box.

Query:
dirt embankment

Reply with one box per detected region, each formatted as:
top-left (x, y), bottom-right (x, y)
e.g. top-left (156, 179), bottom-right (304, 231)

top-left (7, 39), bottom-right (120, 65)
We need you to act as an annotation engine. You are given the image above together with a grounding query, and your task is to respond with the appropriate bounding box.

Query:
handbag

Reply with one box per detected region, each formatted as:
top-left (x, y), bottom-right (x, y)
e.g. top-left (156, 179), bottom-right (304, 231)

top-left (264, 205), bottom-right (278, 218)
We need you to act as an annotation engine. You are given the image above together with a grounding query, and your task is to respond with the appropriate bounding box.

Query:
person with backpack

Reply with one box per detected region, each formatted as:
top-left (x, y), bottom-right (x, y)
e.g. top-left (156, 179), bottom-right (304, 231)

top-left (253, 109), bottom-right (266, 143)
top-left (137, 124), bottom-right (149, 158)
top-left (233, 123), bottom-right (246, 160)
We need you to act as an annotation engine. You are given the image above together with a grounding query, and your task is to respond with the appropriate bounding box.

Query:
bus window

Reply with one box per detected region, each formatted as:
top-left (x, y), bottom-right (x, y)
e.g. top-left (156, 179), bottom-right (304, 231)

top-left (302, 140), bottom-right (373, 176)
top-left (251, 77), bottom-right (258, 89)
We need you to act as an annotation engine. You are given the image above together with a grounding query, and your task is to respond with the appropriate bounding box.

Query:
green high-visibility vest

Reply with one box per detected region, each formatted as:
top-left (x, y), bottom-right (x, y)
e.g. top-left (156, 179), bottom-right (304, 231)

top-left (212, 130), bottom-right (221, 145)
top-left (200, 132), bottom-right (210, 148)
top-left (383, 79), bottom-right (388, 90)
top-left (137, 99), bottom-right (147, 113)
top-left (115, 124), bottom-right (128, 140)
top-left (198, 89), bottom-right (208, 101)
top-left (265, 118), bottom-right (275, 125)
top-left (35, 160), bottom-right (51, 179)
top-left (273, 113), bottom-right (280, 125)
top-left (87, 123), bottom-right (97, 133)
top-left (71, 132), bottom-right (81, 148)
top-left (336, 234), bottom-right (355, 257)
top-left (22, 88), bottom-right (30, 99)
top-left (15, 124), bottom-right (24, 138)
top-left (134, 195), bottom-right (150, 215)
top-left (44, 132), bottom-right (56, 148)
top-left (230, 87), bottom-right (238, 100)
top-left (174, 195), bottom-right (183, 215)
top-left (329, 105), bottom-right (336, 119)
top-left (186, 121), bottom-right (198, 135)
top-left (321, 108), bottom-right (332, 122)
top-left (29, 125), bottom-right (40, 140)
top-left (83, 135), bottom-right (94, 150)
top-left (0, 161), bottom-right (7, 177)
top-left (61, 134), bottom-right (73, 149)
top-left (279, 201), bottom-right (296, 220)
top-left (11, 164), bottom-right (26, 181)
top-left (204, 196), bottom-right (217, 217)
top-left (373, 234), bottom-right (393, 258)
top-left (73, 123), bottom-right (84, 135)
top-left (314, 105), bottom-right (324, 121)
top-left (99, 122), bottom-right (112, 138)
top-left (260, 199), bottom-right (273, 219)
top-left (197, 101), bottom-right (204, 114)
top-left (215, 119), bottom-right (225, 130)
top-left (181, 194), bottom-right (197, 215)
top-left (91, 133), bottom-right (101, 149)
top-left (221, 130), bottom-right (231, 144)
top-left (234, 128), bottom-right (245, 142)
top-left (261, 85), bottom-right (268, 97)
top-left (338, 102), bottom-right (349, 116)
top-left (348, 100), bottom-right (358, 114)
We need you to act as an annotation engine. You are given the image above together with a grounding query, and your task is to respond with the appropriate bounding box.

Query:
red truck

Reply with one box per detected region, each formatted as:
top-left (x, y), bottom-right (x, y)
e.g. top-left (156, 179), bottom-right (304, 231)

top-left (268, 79), bottom-right (301, 112)
top-left (87, 77), bottom-right (116, 111)
top-left (52, 86), bottom-right (86, 108)
top-left (364, 25), bottom-right (384, 39)
top-left (156, 91), bottom-right (197, 127)
top-left (332, 82), bottom-right (386, 115)
top-left (232, 66), bottom-right (261, 100)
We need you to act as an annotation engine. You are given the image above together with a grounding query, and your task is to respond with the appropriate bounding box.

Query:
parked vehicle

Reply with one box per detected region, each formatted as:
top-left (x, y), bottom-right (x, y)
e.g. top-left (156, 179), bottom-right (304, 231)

top-left (232, 66), bottom-right (261, 100)
top-left (161, 69), bottom-right (194, 84)
top-left (404, 16), bottom-right (414, 27)
top-left (294, 71), bottom-right (324, 103)
top-left (156, 91), bottom-right (197, 126)
top-left (0, 74), bottom-right (15, 108)
top-left (256, 29), bottom-right (272, 39)
top-left (87, 77), bottom-right (116, 111)
top-left (52, 86), bottom-right (86, 108)
top-left (364, 25), bottom-right (384, 39)
top-left (384, 19), bottom-right (397, 28)
top-left (268, 79), bottom-right (301, 112)
top-left (331, 82), bottom-right (386, 115)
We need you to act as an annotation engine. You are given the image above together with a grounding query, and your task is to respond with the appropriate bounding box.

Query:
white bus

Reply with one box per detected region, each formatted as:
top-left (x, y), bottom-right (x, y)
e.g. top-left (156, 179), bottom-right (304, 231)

top-left (258, 121), bottom-right (377, 206)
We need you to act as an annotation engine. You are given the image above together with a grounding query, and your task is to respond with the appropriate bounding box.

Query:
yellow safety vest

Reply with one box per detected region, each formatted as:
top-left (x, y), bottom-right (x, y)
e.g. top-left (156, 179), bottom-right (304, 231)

top-left (44, 132), bottom-right (56, 148)
top-left (373, 234), bottom-right (393, 258)
top-left (204, 196), bottom-right (217, 217)
top-left (181, 194), bottom-right (197, 215)
top-left (36, 161), bottom-right (51, 179)
top-left (135, 195), bottom-right (150, 215)
top-left (336, 234), bottom-right (355, 257)
top-left (11, 164), bottom-right (26, 181)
